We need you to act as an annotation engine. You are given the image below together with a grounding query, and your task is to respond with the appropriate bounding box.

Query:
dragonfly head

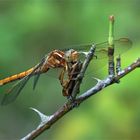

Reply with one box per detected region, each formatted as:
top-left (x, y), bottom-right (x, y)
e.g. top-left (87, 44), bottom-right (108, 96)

top-left (64, 49), bottom-right (78, 63)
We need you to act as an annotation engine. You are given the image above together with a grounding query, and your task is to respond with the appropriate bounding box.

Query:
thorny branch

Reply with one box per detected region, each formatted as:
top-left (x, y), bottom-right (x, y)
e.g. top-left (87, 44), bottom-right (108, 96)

top-left (21, 45), bottom-right (140, 140)
top-left (71, 45), bottom-right (96, 99)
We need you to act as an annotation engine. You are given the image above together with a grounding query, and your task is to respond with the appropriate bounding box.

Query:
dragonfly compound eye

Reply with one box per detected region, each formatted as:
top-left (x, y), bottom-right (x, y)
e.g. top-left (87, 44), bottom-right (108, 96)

top-left (65, 49), bottom-right (78, 62)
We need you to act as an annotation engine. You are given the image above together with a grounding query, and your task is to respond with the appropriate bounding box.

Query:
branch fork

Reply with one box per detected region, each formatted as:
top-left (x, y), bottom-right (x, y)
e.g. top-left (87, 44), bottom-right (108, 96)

top-left (21, 44), bottom-right (140, 140)
top-left (21, 15), bottom-right (140, 139)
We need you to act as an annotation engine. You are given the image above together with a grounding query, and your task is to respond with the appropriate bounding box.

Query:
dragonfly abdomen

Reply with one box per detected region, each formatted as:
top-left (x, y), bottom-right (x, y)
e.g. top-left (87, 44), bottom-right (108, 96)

top-left (0, 68), bottom-right (34, 86)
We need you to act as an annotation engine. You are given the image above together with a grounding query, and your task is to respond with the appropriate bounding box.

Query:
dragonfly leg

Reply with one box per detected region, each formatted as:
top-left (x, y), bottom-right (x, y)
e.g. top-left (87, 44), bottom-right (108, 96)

top-left (59, 61), bottom-right (82, 98)
top-left (59, 68), bottom-right (67, 86)
top-left (64, 61), bottom-right (82, 99)
top-left (59, 69), bottom-right (64, 86)
top-left (59, 68), bottom-right (70, 96)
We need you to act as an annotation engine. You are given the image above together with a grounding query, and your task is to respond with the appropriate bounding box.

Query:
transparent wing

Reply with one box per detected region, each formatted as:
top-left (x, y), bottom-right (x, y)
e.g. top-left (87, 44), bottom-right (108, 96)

top-left (95, 38), bottom-right (132, 58)
top-left (1, 75), bottom-right (31, 105)
top-left (32, 56), bottom-right (47, 90)
top-left (75, 38), bottom-right (132, 75)
top-left (33, 73), bottom-right (41, 90)
top-left (59, 38), bottom-right (133, 85)
top-left (1, 56), bottom-right (47, 105)
top-left (65, 38), bottom-right (132, 59)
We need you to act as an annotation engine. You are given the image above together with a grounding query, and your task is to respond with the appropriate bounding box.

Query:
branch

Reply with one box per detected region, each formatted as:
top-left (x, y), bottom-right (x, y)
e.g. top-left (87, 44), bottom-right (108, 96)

top-left (76, 58), bottom-right (140, 102)
top-left (21, 48), bottom-right (140, 140)
top-left (71, 45), bottom-right (96, 99)
top-left (20, 15), bottom-right (139, 140)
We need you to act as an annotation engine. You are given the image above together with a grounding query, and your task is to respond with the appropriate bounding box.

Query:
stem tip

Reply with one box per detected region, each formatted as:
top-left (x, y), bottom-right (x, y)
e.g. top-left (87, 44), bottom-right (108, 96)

top-left (109, 15), bottom-right (115, 21)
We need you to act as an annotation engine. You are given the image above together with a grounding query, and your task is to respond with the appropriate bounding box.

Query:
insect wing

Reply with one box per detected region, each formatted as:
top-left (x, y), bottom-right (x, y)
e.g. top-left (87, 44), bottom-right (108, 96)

top-left (95, 38), bottom-right (132, 58)
top-left (1, 55), bottom-right (47, 105)
top-left (1, 75), bottom-right (31, 105)
top-left (82, 38), bottom-right (133, 59)
top-left (33, 72), bottom-right (41, 90)
top-left (114, 38), bottom-right (132, 55)
top-left (67, 38), bottom-right (132, 59)
top-left (32, 56), bottom-right (47, 90)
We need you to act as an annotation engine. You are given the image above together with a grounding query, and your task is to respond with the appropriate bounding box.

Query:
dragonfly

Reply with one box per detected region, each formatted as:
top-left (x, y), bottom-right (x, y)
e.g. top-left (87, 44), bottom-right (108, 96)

top-left (0, 38), bottom-right (132, 105)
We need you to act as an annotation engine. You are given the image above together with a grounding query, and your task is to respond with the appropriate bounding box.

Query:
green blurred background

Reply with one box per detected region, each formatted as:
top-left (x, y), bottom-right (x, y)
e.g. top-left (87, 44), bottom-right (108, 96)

top-left (0, 0), bottom-right (140, 140)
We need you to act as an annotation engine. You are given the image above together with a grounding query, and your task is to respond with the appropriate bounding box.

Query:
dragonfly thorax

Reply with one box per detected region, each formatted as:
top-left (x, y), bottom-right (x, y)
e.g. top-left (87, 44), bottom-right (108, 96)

top-left (44, 50), bottom-right (66, 69)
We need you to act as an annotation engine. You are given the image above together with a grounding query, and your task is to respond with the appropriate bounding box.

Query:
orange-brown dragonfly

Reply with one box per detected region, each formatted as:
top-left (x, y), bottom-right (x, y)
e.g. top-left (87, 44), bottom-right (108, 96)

top-left (0, 38), bottom-right (132, 105)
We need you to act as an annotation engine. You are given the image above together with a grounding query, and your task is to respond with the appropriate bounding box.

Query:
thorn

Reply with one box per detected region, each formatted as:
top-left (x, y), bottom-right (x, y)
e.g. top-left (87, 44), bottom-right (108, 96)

top-left (78, 51), bottom-right (88, 57)
top-left (30, 107), bottom-right (53, 126)
top-left (92, 77), bottom-right (107, 89)
top-left (92, 77), bottom-right (102, 83)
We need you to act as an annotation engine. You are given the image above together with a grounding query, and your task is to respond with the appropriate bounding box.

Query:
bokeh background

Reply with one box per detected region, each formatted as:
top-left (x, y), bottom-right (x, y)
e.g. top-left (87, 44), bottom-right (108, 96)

top-left (0, 0), bottom-right (140, 140)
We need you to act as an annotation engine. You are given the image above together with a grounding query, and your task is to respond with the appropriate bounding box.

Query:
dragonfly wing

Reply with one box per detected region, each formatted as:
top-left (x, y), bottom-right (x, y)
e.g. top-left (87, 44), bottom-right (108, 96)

top-left (1, 55), bottom-right (47, 105)
top-left (95, 38), bottom-right (132, 57)
top-left (1, 75), bottom-right (31, 105)
top-left (33, 56), bottom-right (48, 90)
top-left (66, 38), bottom-right (132, 59)
top-left (94, 48), bottom-right (108, 59)
top-left (33, 73), bottom-right (41, 90)
top-left (114, 38), bottom-right (132, 55)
